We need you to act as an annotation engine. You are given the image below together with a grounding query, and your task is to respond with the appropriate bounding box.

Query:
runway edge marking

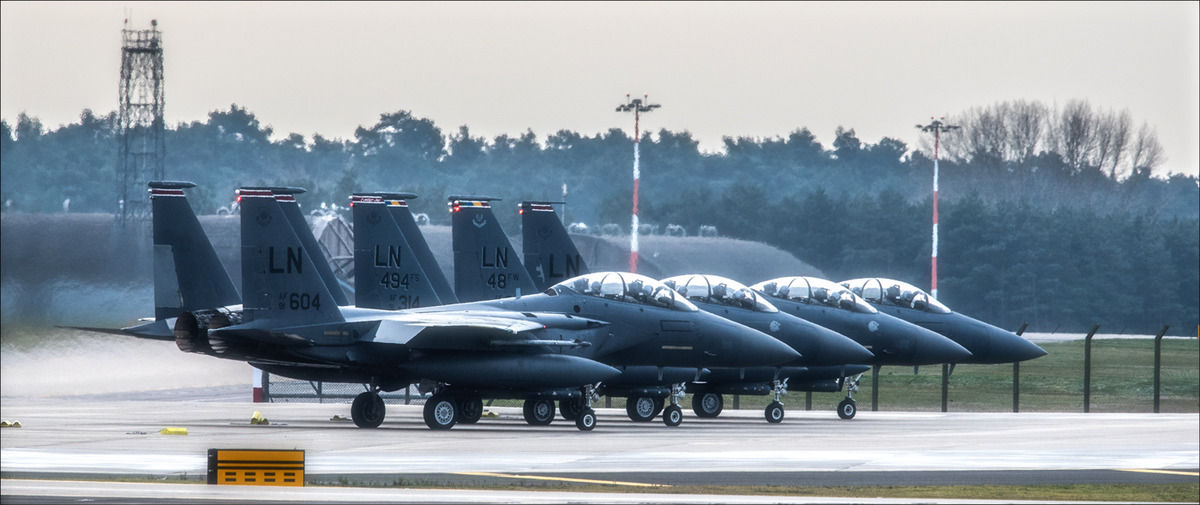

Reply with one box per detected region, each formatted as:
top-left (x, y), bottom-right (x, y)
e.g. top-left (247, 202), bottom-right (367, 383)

top-left (1115, 469), bottom-right (1200, 477)
top-left (453, 472), bottom-right (669, 488)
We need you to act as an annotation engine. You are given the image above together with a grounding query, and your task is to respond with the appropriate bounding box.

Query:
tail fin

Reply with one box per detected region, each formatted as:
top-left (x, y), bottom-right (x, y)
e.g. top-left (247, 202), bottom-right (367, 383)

top-left (149, 181), bottom-right (240, 320)
top-left (383, 194), bottom-right (458, 304)
top-left (239, 188), bottom-right (344, 325)
top-left (449, 196), bottom-right (538, 302)
top-left (351, 193), bottom-right (441, 309)
top-left (243, 187), bottom-right (351, 307)
top-left (519, 201), bottom-right (589, 291)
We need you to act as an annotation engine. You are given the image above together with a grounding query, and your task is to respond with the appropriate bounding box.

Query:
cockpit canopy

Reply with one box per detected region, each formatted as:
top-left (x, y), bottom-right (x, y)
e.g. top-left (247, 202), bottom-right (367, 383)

top-left (552, 272), bottom-right (698, 312)
top-left (751, 276), bottom-right (877, 314)
top-left (841, 278), bottom-right (951, 314)
top-left (660, 274), bottom-right (779, 313)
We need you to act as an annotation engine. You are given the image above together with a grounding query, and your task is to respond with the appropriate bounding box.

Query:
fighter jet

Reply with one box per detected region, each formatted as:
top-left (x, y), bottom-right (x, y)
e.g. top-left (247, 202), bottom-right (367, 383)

top-left (751, 276), bottom-right (972, 418)
top-left (517, 201), bottom-right (876, 422)
top-left (840, 278), bottom-right (1047, 364)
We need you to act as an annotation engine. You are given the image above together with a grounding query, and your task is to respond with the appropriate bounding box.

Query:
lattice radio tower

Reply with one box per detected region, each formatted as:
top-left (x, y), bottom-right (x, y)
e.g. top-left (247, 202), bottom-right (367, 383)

top-left (117, 18), bottom-right (165, 223)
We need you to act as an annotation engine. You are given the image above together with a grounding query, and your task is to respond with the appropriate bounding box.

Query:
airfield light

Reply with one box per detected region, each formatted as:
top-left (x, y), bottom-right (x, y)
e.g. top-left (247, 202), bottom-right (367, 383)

top-left (915, 117), bottom-right (960, 300)
top-left (615, 93), bottom-right (661, 273)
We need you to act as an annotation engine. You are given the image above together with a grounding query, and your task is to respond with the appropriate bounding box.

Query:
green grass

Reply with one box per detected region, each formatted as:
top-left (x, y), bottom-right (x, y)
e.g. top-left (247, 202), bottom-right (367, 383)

top-left (730, 338), bottom-right (1200, 413)
top-left (7, 474), bottom-right (1196, 502)
top-left (475, 339), bottom-right (1200, 414)
top-left (305, 479), bottom-right (1200, 503)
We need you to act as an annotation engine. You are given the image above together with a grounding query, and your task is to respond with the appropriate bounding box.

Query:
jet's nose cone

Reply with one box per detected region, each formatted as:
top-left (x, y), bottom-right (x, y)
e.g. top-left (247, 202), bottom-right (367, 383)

top-left (789, 319), bottom-right (874, 366)
top-left (942, 314), bottom-right (1048, 364)
top-left (711, 317), bottom-right (801, 367)
top-left (912, 325), bottom-right (973, 364)
top-left (991, 329), bottom-right (1048, 363)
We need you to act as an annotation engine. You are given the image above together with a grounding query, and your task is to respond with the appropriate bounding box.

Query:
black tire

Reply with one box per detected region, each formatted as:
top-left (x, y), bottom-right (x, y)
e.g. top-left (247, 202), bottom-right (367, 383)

top-left (626, 395), bottom-right (658, 422)
top-left (423, 393), bottom-right (457, 430)
top-left (575, 408), bottom-right (597, 431)
top-left (560, 397), bottom-right (584, 421)
top-left (765, 401), bottom-right (785, 424)
top-left (692, 392), bottom-right (724, 418)
top-left (663, 405), bottom-right (683, 427)
top-left (457, 397), bottom-right (483, 424)
top-left (837, 398), bottom-right (857, 420)
top-left (652, 397), bottom-right (665, 418)
top-left (351, 392), bottom-right (386, 428)
top-left (523, 398), bottom-right (555, 426)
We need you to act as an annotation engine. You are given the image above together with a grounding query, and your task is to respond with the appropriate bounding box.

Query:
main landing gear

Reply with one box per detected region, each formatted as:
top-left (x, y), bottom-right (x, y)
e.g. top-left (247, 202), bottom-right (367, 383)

top-left (691, 388), bottom-right (724, 418)
top-left (351, 390), bottom-right (386, 428)
top-left (625, 394), bottom-right (664, 422)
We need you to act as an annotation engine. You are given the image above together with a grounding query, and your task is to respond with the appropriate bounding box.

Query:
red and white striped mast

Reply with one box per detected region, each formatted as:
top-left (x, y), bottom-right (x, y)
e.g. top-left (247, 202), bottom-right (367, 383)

top-left (916, 117), bottom-right (959, 300)
top-left (615, 94), bottom-right (660, 273)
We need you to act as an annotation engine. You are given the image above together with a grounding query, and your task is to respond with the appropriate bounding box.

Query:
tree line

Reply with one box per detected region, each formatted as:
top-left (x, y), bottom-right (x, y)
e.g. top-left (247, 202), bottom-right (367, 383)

top-left (1, 100), bottom-right (1196, 334)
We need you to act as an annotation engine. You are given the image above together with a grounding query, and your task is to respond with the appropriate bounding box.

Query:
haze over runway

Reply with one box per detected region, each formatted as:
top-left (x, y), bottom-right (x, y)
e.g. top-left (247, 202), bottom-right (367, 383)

top-left (1, 1), bottom-right (1197, 177)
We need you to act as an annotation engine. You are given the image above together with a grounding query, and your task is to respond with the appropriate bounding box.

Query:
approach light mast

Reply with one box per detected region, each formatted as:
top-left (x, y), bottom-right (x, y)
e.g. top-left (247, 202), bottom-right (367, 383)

top-left (615, 94), bottom-right (660, 274)
top-left (916, 117), bottom-right (960, 300)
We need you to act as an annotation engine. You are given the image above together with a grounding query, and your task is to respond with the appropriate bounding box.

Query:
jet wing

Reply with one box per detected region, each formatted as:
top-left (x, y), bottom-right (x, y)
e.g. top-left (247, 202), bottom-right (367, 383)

top-left (363, 311), bottom-right (605, 351)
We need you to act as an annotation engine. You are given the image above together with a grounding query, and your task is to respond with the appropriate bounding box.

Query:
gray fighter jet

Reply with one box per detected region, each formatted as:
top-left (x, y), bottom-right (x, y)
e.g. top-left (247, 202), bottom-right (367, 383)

top-left (840, 278), bottom-right (1047, 364)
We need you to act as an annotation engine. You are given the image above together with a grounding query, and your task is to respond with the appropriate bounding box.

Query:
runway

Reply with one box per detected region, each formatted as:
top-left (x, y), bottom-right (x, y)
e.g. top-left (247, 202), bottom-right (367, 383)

top-left (2, 398), bottom-right (1196, 477)
top-left (2, 397), bottom-right (1197, 503)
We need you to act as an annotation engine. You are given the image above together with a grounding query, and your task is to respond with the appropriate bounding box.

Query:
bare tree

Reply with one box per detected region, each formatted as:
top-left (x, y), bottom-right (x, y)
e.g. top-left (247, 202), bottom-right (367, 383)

top-left (1008, 99), bottom-right (1048, 162)
top-left (1129, 122), bottom-right (1166, 176)
top-left (1106, 110), bottom-right (1133, 179)
top-left (1057, 99), bottom-right (1096, 173)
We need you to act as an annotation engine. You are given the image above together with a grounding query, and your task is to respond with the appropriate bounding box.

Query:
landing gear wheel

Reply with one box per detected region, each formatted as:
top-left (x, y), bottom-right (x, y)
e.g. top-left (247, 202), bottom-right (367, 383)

top-left (523, 399), bottom-right (555, 426)
top-left (837, 398), bottom-right (857, 420)
top-left (765, 401), bottom-right (785, 424)
top-left (560, 397), bottom-right (584, 421)
top-left (692, 392), bottom-right (724, 418)
top-left (626, 395), bottom-right (658, 422)
top-left (663, 404), bottom-right (683, 427)
top-left (423, 393), bottom-right (457, 430)
top-left (575, 408), bottom-right (597, 431)
top-left (652, 397), bottom-right (665, 418)
top-left (457, 397), bottom-right (483, 424)
top-left (351, 391), bottom-right (386, 428)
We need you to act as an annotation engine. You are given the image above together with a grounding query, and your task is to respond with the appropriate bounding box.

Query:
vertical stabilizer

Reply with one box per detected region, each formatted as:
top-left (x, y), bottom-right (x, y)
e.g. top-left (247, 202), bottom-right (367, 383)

top-left (351, 193), bottom-right (441, 309)
top-left (519, 201), bottom-right (589, 291)
top-left (249, 187), bottom-right (352, 307)
top-left (385, 195), bottom-right (458, 304)
top-left (239, 188), bottom-right (344, 325)
top-left (149, 181), bottom-right (240, 320)
top-left (449, 196), bottom-right (538, 302)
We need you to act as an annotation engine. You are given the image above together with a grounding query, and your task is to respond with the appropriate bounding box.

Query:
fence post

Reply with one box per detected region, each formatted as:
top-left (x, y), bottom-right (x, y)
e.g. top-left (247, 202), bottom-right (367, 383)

top-left (1083, 324), bottom-right (1099, 413)
top-left (871, 364), bottom-right (881, 412)
top-left (1153, 325), bottom-right (1170, 413)
top-left (941, 363), bottom-right (949, 412)
top-left (806, 391), bottom-right (812, 410)
top-left (1014, 323), bottom-right (1027, 413)
top-left (262, 370), bottom-right (271, 403)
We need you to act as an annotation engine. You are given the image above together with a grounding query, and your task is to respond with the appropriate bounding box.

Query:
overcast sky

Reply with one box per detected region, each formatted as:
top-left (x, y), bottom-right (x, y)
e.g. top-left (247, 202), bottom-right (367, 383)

top-left (3, 1), bottom-right (1197, 176)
